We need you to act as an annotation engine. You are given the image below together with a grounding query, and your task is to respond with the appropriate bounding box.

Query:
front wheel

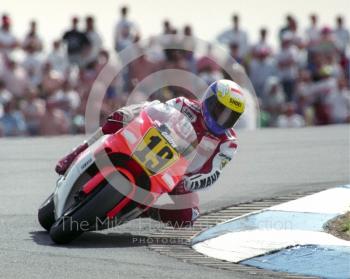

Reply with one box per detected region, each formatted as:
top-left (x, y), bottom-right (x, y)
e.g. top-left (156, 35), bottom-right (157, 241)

top-left (49, 216), bottom-right (83, 244)
top-left (38, 194), bottom-right (55, 231)
top-left (49, 181), bottom-right (128, 244)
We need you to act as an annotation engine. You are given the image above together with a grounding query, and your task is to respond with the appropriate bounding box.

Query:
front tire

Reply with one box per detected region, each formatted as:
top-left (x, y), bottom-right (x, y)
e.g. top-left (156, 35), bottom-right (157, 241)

top-left (38, 194), bottom-right (55, 231)
top-left (49, 181), bottom-right (127, 244)
top-left (49, 216), bottom-right (83, 244)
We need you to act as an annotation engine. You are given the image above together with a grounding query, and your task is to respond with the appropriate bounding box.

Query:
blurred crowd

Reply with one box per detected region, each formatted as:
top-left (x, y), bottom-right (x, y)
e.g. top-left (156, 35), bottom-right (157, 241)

top-left (0, 7), bottom-right (349, 137)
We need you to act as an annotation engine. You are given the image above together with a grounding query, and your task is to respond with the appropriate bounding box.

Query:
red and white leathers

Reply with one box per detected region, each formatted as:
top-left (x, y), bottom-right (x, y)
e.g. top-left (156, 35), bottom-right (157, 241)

top-left (56, 97), bottom-right (238, 227)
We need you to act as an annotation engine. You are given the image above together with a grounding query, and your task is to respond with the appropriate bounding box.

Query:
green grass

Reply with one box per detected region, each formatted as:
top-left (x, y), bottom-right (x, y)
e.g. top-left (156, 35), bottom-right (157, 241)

top-left (326, 211), bottom-right (350, 241)
top-left (340, 218), bottom-right (350, 234)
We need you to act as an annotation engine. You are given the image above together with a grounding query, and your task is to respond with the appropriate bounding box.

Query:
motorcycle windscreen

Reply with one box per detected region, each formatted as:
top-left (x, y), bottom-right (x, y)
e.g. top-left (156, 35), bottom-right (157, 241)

top-left (132, 103), bottom-right (198, 176)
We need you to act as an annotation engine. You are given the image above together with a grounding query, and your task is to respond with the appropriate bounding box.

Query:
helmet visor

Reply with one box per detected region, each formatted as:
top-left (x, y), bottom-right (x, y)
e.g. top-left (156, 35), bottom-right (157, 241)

top-left (205, 95), bottom-right (242, 128)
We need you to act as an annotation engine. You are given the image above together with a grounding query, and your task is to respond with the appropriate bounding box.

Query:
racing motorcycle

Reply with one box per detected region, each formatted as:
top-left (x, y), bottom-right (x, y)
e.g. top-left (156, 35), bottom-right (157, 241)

top-left (38, 103), bottom-right (198, 244)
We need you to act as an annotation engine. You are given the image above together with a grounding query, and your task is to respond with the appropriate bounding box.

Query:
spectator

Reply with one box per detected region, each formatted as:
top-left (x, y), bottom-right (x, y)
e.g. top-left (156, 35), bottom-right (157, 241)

top-left (182, 25), bottom-right (196, 72)
top-left (113, 6), bottom-right (139, 52)
top-left (312, 66), bottom-right (338, 124)
top-left (22, 41), bottom-right (43, 87)
top-left (279, 15), bottom-right (294, 42)
top-left (0, 14), bottom-right (17, 54)
top-left (159, 45), bottom-right (194, 99)
top-left (128, 51), bottom-right (160, 91)
top-left (160, 27), bottom-right (182, 52)
top-left (22, 20), bottom-right (43, 53)
top-left (0, 79), bottom-right (12, 105)
top-left (0, 98), bottom-right (27, 136)
top-left (252, 28), bottom-right (273, 58)
top-left (182, 25), bottom-right (196, 50)
top-left (146, 36), bottom-right (166, 62)
top-left (163, 20), bottom-right (172, 35)
top-left (305, 14), bottom-right (320, 46)
top-left (0, 79), bottom-right (12, 118)
top-left (228, 42), bottom-right (244, 65)
top-left (162, 47), bottom-right (189, 72)
top-left (20, 87), bottom-right (45, 135)
top-left (276, 102), bottom-right (305, 128)
top-left (324, 52), bottom-right (343, 78)
top-left (276, 32), bottom-right (300, 101)
top-left (84, 16), bottom-right (103, 66)
top-left (334, 16), bottom-right (350, 54)
top-left (197, 44), bottom-right (223, 85)
top-left (279, 15), bottom-right (303, 48)
top-left (46, 40), bottom-right (69, 74)
top-left (41, 62), bottom-right (64, 96)
top-left (217, 14), bottom-right (249, 58)
top-left (262, 77), bottom-right (286, 125)
top-left (49, 80), bottom-right (81, 116)
top-left (94, 49), bottom-right (111, 73)
top-left (314, 27), bottom-right (338, 58)
top-left (295, 69), bottom-right (314, 104)
top-left (78, 49), bottom-right (113, 93)
top-left (62, 17), bottom-right (90, 66)
top-left (39, 100), bottom-right (70, 135)
top-left (326, 77), bottom-right (350, 123)
top-left (249, 47), bottom-right (276, 98)
top-left (1, 56), bottom-right (29, 97)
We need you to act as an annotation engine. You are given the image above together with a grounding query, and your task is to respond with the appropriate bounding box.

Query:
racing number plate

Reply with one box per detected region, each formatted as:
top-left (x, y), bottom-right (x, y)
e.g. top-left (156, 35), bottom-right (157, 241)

top-left (132, 128), bottom-right (179, 176)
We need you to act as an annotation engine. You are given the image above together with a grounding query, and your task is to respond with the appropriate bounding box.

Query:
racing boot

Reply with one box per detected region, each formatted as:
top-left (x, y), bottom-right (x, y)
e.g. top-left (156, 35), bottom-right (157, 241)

top-left (55, 142), bottom-right (88, 175)
top-left (55, 128), bottom-right (104, 175)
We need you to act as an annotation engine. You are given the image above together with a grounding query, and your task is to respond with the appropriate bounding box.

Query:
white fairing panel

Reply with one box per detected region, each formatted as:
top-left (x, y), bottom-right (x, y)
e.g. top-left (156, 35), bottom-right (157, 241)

top-left (54, 136), bottom-right (109, 219)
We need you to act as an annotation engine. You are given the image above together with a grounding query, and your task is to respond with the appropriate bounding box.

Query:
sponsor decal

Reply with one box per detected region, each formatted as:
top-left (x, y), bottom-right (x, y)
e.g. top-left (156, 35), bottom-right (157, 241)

top-left (219, 153), bottom-right (231, 161)
top-left (182, 106), bottom-right (197, 122)
top-left (80, 157), bottom-right (93, 171)
top-left (229, 97), bottom-right (242, 107)
top-left (219, 153), bottom-right (231, 169)
top-left (189, 170), bottom-right (221, 191)
top-left (220, 159), bottom-right (229, 169)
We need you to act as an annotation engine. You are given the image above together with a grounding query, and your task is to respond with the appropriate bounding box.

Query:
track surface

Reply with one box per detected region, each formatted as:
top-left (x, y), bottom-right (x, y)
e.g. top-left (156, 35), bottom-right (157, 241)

top-left (0, 125), bottom-right (348, 279)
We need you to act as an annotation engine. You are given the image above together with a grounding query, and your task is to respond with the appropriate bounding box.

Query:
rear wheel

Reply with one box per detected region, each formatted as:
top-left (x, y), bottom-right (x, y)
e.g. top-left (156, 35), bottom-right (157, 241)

top-left (38, 194), bottom-right (55, 231)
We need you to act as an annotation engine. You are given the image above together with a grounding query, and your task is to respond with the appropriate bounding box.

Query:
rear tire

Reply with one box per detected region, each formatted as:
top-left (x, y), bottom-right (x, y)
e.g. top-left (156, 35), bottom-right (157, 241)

top-left (38, 194), bottom-right (55, 231)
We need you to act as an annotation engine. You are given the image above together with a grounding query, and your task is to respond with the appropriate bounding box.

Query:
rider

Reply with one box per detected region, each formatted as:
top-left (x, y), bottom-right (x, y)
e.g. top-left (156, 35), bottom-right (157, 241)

top-left (55, 79), bottom-right (245, 227)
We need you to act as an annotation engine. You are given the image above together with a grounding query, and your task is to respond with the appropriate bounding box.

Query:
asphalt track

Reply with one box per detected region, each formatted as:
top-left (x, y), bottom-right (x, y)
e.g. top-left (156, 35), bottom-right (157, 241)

top-left (0, 125), bottom-right (349, 279)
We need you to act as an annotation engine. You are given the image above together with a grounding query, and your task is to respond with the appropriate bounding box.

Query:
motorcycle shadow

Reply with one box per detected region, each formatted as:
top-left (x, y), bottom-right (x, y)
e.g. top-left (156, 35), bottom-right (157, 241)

top-left (30, 231), bottom-right (150, 248)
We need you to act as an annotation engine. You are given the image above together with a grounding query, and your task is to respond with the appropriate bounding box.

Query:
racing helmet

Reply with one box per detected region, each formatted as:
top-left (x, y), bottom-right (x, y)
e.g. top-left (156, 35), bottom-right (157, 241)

top-left (201, 80), bottom-right (245, 135)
